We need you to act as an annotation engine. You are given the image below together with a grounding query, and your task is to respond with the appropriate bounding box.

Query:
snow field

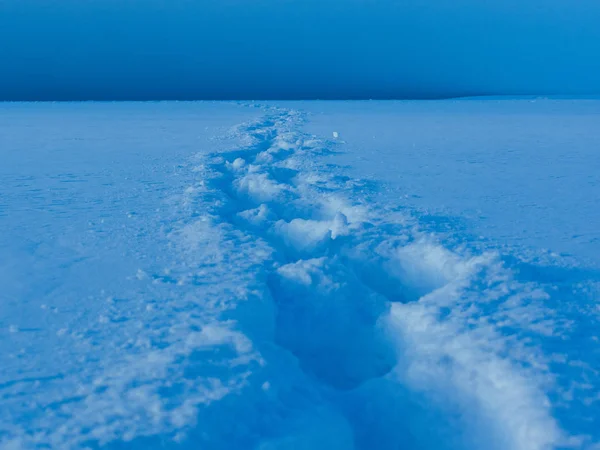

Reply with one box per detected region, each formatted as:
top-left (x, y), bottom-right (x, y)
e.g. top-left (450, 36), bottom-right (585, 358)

top-left (2, 103), bottom-right (599, 449)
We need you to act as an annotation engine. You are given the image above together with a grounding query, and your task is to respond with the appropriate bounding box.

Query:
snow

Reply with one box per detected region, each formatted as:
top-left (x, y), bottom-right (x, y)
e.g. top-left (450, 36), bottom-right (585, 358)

top-left (296, 99), bottom-right (600, 266)
top-left (1, 100), bottom-right (600, 449)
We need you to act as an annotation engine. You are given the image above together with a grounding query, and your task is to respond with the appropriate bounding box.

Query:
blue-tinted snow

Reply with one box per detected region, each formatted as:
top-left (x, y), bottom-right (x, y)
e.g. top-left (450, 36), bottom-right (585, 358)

top-left (297, 99), bottom-right (600, 266)
top-left (1, 100), bottom-right (599, 450)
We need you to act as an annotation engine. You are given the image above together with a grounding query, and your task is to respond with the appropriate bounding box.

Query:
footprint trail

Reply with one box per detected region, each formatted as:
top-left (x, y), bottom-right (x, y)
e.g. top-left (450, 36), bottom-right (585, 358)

top-left (178, 107), bottom-right (572, 450)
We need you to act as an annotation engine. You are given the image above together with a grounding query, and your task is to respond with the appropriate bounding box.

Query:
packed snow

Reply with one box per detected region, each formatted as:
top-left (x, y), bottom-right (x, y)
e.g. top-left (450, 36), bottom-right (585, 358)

top-left (1, 100), bottom-right (599, 450)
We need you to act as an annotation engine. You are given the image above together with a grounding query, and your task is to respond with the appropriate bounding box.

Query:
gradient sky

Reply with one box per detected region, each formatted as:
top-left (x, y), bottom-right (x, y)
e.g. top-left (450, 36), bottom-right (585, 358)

top-left (1, 0), bottom-right (600, 100)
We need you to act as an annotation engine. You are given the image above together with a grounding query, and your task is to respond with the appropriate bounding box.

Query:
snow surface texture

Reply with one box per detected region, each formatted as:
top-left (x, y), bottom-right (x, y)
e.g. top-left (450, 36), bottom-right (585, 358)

top-left (297, 99), bottom-right (600, 266)
top-left (1, 102), bottom-right (600, 449)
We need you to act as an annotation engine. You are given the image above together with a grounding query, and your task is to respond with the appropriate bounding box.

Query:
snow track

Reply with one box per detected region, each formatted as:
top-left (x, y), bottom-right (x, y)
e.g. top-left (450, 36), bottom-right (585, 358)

top-left (173, 108), bottom-right (567, 450)
top-left (2, 105), bottom-right (599, 450)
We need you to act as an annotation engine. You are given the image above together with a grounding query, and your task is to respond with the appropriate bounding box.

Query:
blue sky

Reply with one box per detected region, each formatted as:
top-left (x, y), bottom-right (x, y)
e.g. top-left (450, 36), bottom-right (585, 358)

top-left (1, 0), bottom-right (600, 100)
